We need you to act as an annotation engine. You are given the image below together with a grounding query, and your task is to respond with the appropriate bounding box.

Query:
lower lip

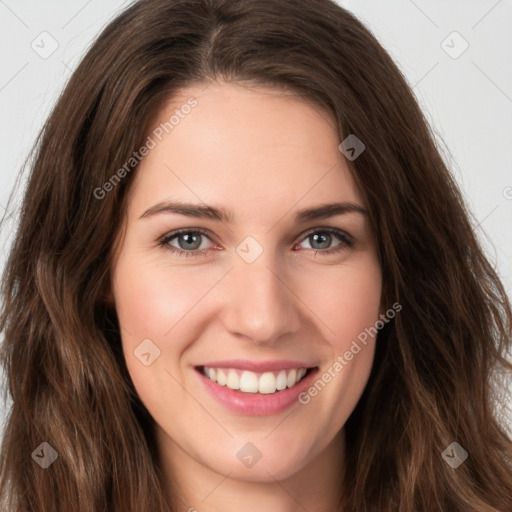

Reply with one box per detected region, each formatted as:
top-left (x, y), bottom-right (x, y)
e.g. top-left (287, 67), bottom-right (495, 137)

top-left (196, 367), bottom-right (319, 416)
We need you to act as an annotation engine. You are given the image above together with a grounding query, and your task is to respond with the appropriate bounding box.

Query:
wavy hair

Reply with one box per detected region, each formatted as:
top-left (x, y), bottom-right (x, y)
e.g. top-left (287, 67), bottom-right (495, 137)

top-left (1, 0), bottom-right (511, 510)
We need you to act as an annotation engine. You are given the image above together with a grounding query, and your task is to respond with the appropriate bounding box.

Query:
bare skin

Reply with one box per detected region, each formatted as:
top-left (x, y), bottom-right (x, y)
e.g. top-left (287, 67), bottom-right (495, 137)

top-left (111, 81), bottom-right (383, 512)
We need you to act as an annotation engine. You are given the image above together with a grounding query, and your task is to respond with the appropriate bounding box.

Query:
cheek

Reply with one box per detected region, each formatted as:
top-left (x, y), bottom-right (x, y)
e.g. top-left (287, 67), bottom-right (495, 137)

top-left (293, 257), bottom-right (381, 420)
top-left (111, 251), bottom-right (233, 403)
top-left (111, 254), bottom-right (205, 414)
top-left (297, 256), bottom-right (382, 350)
top-left (112, 253), bottom-right (213, 343)
top-left (113, 245), bottom-right (382, 362)
top-left (111, 253), bottom-right (207, 400)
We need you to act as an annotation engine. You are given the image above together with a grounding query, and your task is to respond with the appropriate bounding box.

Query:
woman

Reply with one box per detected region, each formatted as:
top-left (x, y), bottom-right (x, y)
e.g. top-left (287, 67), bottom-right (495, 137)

top-left (1, 0), bottom-right (511, 510)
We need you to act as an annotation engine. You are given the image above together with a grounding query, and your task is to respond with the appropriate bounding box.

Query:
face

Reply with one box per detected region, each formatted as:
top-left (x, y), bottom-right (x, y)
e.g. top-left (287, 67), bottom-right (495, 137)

top-left (111, 81), bottom-right (382, 484)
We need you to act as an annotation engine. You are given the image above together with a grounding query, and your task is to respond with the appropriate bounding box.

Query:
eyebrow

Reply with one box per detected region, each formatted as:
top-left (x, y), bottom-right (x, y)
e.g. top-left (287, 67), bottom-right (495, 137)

top-left (139, 200), bottom-right (367, 223)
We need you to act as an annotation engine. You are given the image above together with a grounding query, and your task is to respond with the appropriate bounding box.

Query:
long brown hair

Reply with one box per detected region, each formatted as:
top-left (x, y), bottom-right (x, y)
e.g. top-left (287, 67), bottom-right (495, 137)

top-left (1, 0), bottom-right (511, 510)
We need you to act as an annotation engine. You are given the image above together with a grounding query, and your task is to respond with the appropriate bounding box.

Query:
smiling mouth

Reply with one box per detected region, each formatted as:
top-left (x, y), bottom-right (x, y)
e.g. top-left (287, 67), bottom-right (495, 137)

top-left (197, 366), bottom-right (315, 395)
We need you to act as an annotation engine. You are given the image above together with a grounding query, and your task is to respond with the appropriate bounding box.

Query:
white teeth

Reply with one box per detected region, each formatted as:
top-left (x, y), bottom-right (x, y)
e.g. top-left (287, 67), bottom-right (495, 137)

top-left (276, 370), bottom-right (287, 391)
top-left (287, 369), bottom-right (297, 388)
top-left (258, 372), bottom-right (276, 394)
top-left (217, 369), bottom-right (227, 386)
top-left (239, 371), bottom-right (259, 393)
top-left (226, 369), bottom-right (240, 390)
top-left (202, 366), bottom-right (310, 394)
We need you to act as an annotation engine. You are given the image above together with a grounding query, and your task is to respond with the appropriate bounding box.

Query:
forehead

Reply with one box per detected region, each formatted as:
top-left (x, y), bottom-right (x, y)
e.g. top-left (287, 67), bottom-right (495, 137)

top-left (127, 81), bottom-right (363, 218)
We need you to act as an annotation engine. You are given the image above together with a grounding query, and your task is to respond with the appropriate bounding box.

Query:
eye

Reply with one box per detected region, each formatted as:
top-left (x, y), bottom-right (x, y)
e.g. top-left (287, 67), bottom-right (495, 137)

top-left (158, 228), bottom-right (214, 257)
top-left (158, 227), bottom-right (354, 258)
top-left (294, 228), bottom-right (354, 255)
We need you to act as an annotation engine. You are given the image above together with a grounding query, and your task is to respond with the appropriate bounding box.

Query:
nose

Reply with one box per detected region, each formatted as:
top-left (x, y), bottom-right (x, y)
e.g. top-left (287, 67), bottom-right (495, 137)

top-left (219, 254), bottom-right (302, 345)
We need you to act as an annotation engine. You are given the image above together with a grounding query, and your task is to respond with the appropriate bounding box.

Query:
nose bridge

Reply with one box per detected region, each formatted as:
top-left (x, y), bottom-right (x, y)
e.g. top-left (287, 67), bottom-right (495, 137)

top-left (220, 246), bottom-right (301, 343)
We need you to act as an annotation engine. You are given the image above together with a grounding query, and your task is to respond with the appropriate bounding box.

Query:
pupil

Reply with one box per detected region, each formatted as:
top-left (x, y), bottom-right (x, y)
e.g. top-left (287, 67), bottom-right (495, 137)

top-left (180, 233), bottom-right (201, 250)
top-left (312, 232), bottom-right (330, 249)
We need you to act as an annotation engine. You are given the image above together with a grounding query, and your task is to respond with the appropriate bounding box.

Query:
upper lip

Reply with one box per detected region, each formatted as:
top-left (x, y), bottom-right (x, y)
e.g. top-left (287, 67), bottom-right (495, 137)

top-left (197, 359), bottom-right (317, 372)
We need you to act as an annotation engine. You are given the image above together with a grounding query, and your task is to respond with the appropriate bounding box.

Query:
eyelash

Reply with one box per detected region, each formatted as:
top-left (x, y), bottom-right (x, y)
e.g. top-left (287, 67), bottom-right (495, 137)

top-left (157, 227), bottom-right (354, 258)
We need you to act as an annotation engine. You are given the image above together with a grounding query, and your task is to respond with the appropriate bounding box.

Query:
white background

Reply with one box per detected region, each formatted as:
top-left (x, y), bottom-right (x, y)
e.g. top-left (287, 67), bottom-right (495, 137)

top-left (1, 1), bottom-right (511, 435)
